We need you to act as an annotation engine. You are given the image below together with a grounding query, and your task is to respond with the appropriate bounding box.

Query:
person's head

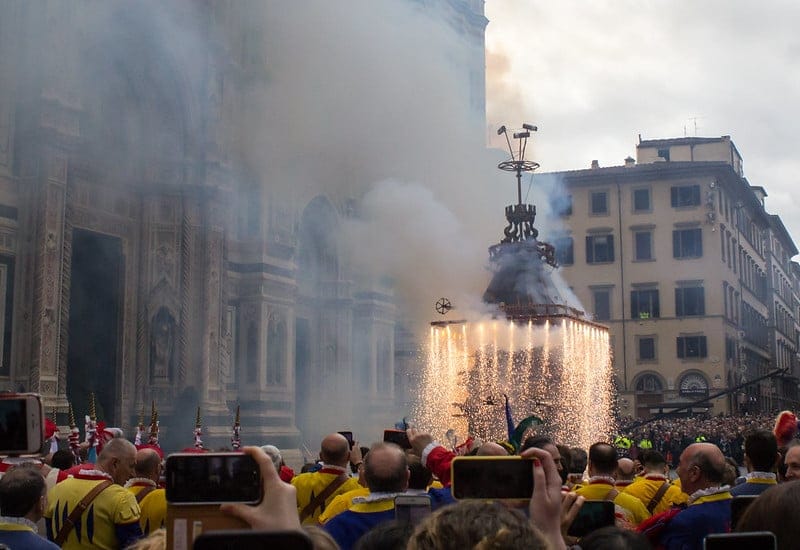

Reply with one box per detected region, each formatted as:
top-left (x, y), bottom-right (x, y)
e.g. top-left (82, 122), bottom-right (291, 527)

top-left (260, 444), bottom-right (283, 473)
top-left (407, 500), bottom-right (548, 550)
top-left (722, 456), bottom-right (739, 487)
top-left (743, 429), bottom-right (779, 473)
top-left (520, 436), bottom-right (562, 475)
top-left (125, 528), bottom-right (166, 550)
top-left (0, 466), bottom-right (47, 520)
top-left (476, 442), bottom-right (509, 456)
top-left (303, 525), bottom-right (339, 550)
top-left (736, 480), bottom-right (800, 550)
top-left (570, 447), bottom-right (588, 474)
top-left (354, 520), bottom-right (414, 550)
top-left (407, 455), bottom-right (433, 491)
top-left (676, 442), bottom-right (726, 495)
top-left (51, 449), bottom-right (76, 470)
top-left (97, 437), bottom-right (138, 485)
top-left (588, 442), bottom-right (618, 477)
top-left (364, 442), bottom-right (409, 493)
top-left (616, 458), bottom-right (635, 481)
top-left (783, 441), bottom-right (800, 481)
top-left (134, 448), bottom-right (162, 482)
top-left (556, 444), bottom-right (572, 484)
top-left (641, 450), bottom-right (668, 475)
top-left (577, 525), bottom-right (652, 550)
top-left (319, 433), bottom-right (351, 467)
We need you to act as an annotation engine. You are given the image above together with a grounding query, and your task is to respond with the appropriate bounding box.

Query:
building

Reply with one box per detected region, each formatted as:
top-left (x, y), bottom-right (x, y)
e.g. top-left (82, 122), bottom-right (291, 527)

top-left (0, 1), bottom-right (487, 449)
top-left (540, 136), bottom-right (800, 418)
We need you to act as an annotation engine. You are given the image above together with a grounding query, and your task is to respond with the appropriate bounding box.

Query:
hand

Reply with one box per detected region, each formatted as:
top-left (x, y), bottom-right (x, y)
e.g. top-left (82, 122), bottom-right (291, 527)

top-left (559, 491), bottom-right (584, 542)
top-left (406, 428), bottom-right (433, 457)
top-left (220, 446), bottom-right (301, 531)
top-left (350, 441), bottom-right (363, 467)
top-left (520, 447), bottom-right (571, 550)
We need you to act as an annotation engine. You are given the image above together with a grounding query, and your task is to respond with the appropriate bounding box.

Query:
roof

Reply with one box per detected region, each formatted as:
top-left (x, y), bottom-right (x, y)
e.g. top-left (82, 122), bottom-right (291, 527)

top-left (769, 214), bottom-right (799, 256)
top-left (637, 136), bottom-right (731, 148)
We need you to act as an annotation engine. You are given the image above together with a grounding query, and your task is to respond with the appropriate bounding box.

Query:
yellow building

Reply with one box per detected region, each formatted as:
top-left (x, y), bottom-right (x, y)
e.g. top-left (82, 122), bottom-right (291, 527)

top-left (540, 136), bottom-right (799, 418)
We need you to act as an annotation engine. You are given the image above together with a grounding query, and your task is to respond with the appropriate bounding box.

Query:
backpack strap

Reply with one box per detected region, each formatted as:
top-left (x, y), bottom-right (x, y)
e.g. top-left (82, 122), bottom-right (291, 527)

top-left (135, 485), bottom-right (157, 504)
top-left (54, 479), bottom-right (113, 545)
top-left (299, 474), bottom-right (349, 523)
top-left (604, 488), bottom-right (619, 501)
top-left (647, 481), bottom-right (671, 514)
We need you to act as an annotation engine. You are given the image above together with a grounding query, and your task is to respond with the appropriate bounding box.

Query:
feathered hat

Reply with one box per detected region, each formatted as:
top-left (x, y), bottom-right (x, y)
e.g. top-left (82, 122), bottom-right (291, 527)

top-left (774, 410), bottom-right (799, 447)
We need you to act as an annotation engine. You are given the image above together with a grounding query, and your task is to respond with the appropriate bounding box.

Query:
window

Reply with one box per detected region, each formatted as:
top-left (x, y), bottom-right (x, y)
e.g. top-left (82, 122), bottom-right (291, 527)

top-left (590, 192), bottom-right (608, 215)
top-left (670, 185), bottom-right (700, 207)
top-left (631, 289), bottom-right (660, 318)
top-left (657, 148), bottom-right (670, 161)
top-left (635, 373), bottom-right (662, 392)
top-left (675, 286), bottom-right (705, 316)
top-left (633, 188), bottom-right (651, 212)
top-left (592, 289), bottom-right (611, 321)
top-left (586, 235), bottom-right (614, 263)
top-left (634, 231), bottom-right (652, 261)
top-left (673, 228), bottom-right (702, 258)
top-left (677, 335), bottom-right (707, 359)
top-left (555, 236), bottom-right (574, 266)
top-left (638, 337), bottom-right (656, 361)
top-left (553, 195), bottom-right (572, 217)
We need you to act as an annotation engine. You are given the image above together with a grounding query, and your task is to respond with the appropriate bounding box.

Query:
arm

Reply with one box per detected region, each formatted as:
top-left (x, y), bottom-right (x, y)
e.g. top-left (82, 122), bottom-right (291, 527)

top-left (115, 522), bottom-right (143, 549)
top-left (407, 428), bottom-right (455, 487)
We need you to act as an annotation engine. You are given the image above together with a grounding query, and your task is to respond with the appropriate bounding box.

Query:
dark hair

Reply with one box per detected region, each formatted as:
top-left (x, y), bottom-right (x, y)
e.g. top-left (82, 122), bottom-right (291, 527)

top-left (641, 450), bottom-right (666, 469)
top-left (578, 526), bottom-right (653, 550)
top-left (354, 520), bottom-right (414, 550)
top-left (364, 443), bottom-right (408, 493)
top-left (556, 445), bottom-right (572, 484)
top-left (736, 480), bottom-right (800, 550)
top-left (520, 436), bottom-right (555, 453)
top-left (0, 467), bottom-right (46, 517)
top-left (51, 449), bottom-right (75, 470)
top-left (408, 456), bottom-right (433, 491)
top-left (570, 447), bottom-right (588, 474)
top-left (589, 442), bottom-right (618, 475)
top-left (744, 429), bottom-right (778, 472)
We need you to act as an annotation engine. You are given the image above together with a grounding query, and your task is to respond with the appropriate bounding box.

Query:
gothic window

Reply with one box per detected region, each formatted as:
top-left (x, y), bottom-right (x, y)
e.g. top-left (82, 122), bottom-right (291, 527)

top-left (246, 322), bottom-right (258, 383)
top-left (267, 313), bottom-right (286, 386)
top-left (635, 373), bottom-right (663, 393)
top-left (376, 337), bottom-right (391, 395)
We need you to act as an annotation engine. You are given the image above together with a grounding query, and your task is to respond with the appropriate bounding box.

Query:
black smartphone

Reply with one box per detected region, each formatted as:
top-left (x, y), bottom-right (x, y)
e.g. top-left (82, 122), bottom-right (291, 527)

top-left (193, 530), bottom-right (313, 550)
top-left (730, 495), bottom-right (757, 529)
top-left (0, 393), bottom-right (44, 455)
top-left (451, 456), bottom-right (534, 500)
top-left (338, 431), bottom-right (355, 448)
top-left (165, 452), bottom-right (261, 504)
top-left (395, 494), bottom-right (432, 525)
top-left (704, 531), bottom-right (776, 550)
top-left (566, 500), bottom-right (615, 537)
top-left (383, 429), bottom-right (412, 450)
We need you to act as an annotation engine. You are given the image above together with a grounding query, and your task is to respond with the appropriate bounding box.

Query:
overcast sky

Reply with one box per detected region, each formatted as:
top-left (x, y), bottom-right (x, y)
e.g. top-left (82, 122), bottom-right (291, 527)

top-left (484, 0), bottom-right (800, 252)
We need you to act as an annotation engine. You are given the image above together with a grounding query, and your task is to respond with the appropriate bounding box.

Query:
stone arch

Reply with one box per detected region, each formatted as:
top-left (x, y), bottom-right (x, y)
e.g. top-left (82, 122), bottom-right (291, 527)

top-left (677, 370), bottom-right (710, 398)
top-left (633, 371), bottom-right (666, 394)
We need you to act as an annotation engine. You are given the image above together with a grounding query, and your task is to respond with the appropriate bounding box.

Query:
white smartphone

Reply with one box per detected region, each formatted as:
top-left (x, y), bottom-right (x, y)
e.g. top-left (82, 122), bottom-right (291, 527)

top-left (0, 393), bottom-right (44, 455)
top-left (394, 494), bottom-right (432, 525)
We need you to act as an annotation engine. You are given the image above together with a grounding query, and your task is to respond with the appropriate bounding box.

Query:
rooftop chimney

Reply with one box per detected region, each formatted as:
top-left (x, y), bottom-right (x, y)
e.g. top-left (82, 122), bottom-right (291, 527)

top-left (591, 160), bottom-right (600, 169)
top-left (624, 156), bottom-right (635, 167)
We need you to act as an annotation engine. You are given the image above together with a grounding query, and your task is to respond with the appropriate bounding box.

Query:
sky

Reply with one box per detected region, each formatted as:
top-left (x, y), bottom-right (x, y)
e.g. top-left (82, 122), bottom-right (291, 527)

top-left (484, 0), bottom-right (800, 252)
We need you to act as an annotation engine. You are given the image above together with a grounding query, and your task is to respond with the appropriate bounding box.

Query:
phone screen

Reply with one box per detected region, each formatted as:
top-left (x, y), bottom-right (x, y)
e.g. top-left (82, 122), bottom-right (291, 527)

top-left (383, 429), bottom-right (412, 449)
top-left (193, 530), bottom-right (313, 550)
top-left (567, 500), bottom-right (615, 537)
top-left (451, 457), bottom-right (534, 500)
top-left (704, 532), bottom-right (777, 550)
top-left (395, 495), bottom-right (432, 525)
top-left (0, 398), bottom-right (28, 452)
top-left (338, 431), bottom-right (354, 448)
top-left (730, 496), bottom-right (757, 529)
top-left (166, 453), bottom-right (261, 504)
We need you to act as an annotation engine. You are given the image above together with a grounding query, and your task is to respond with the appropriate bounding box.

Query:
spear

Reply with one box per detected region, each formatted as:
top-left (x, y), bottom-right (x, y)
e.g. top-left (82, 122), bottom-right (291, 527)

top-left (231, 405), bottom-right (241, 450)
top-left (68, 402), bottom-right (81, 464)
top-left (85, 392), bottom-right (98, 463)
top-left (148, 401), bottom-right (160, 446)
top-left (134, 405), bottom-right (145, 446)
top-left (194, 407), bottom-right (203, 450)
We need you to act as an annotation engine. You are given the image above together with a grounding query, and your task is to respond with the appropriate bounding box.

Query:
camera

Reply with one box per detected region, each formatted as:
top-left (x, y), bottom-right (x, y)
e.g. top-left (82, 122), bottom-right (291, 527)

top-left (0, 393), bottom-right (44, 455)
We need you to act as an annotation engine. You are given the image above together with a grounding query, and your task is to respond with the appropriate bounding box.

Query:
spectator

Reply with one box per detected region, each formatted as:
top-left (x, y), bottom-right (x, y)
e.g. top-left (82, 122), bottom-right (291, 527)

top-left (730, 429), bottom-right (778, 496)
top-left (324, 442), bottom-right (409, 550)
top-left (615, 458), bottom-right (636, 489)
top-left (261, 444), bottom-right (295, 483)
top-left (125, 448), bottom-right (167, 535)
top-left (643, 443), bottom-right (731, 549)
top-left (578, 525), bottom-right (652, 550)
top-left (573, 442), bottom-right (650, 526)
top-left (292, 433), bottom-right (361, 524)
top-left (353, 520), bottom-right (414, 550)
top-left (0, 466), bottom-right (59, 549)
top-left (623, 450), bottom-right (687, 515)
top-left (781, 440), bottom-right (800, 481)
top-left (735, 479), bottom-right (800, 550)
top-left (50, 450), bottom-right (75, 472)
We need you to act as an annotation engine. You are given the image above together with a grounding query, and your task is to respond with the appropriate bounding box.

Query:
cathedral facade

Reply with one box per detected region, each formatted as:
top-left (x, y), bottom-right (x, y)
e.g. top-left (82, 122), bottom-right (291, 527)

top-left (0, 1), bottom-right (487, 450)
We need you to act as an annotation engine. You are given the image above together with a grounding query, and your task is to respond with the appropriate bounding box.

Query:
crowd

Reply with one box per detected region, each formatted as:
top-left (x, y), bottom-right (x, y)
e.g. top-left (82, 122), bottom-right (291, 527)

top-left (0, 410), bottom-right (798, 549)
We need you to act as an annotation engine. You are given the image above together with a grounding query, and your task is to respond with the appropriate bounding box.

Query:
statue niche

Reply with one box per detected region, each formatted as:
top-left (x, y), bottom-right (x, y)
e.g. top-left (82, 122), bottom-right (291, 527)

top-left (150, 307), bottom-right (176, 382)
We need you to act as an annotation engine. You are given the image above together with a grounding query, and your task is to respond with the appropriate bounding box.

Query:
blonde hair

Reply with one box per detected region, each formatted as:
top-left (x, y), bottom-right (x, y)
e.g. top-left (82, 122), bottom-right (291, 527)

top-left (303, 524), bottom-right (340, 550)
top-left (126, 528), bottom-right (166, 550)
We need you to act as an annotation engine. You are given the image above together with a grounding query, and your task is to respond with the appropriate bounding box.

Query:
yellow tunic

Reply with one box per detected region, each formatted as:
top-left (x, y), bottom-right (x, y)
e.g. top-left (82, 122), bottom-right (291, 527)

top-left (127, 482), bottom-right (167, 535)
top-left (318, 486), bottom-right (370, 524)
top-left (622, 475), bottom-right (688, 515)
top-left (45, 474), bottom-right (140, 550)
top-left (291, 467), bottom-right (361, 524)
top-left (573, 479), bottom-right (651, 526)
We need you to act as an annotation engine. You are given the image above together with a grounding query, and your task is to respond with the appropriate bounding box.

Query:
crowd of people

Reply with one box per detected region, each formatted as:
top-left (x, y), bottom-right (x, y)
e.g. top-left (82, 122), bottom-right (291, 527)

top-left (0, 410), bottom-right (798, 549)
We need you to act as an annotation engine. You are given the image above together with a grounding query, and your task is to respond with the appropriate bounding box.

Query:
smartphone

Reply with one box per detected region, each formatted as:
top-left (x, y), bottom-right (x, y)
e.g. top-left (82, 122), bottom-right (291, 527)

top-left (395, 494), bottom-right (432, 525)
top-left (0, 393), bottom-right (44, 455)
top-left (165, 452), bottom-right (261, 504)
top-left (451, 456), bottom-right (534, 500)
top-left (193, 530), bottom-right (313, 550)
top-left (730, 495), bottom-right (757, 529)
top-left (383, 429), bottom-right (412, 450)
top-left (704, 531), bottom-right (776, 550)
top-left (338, 431), bottom-right (355, 449)
top-left (566, 500), bottom-right (615, 537)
